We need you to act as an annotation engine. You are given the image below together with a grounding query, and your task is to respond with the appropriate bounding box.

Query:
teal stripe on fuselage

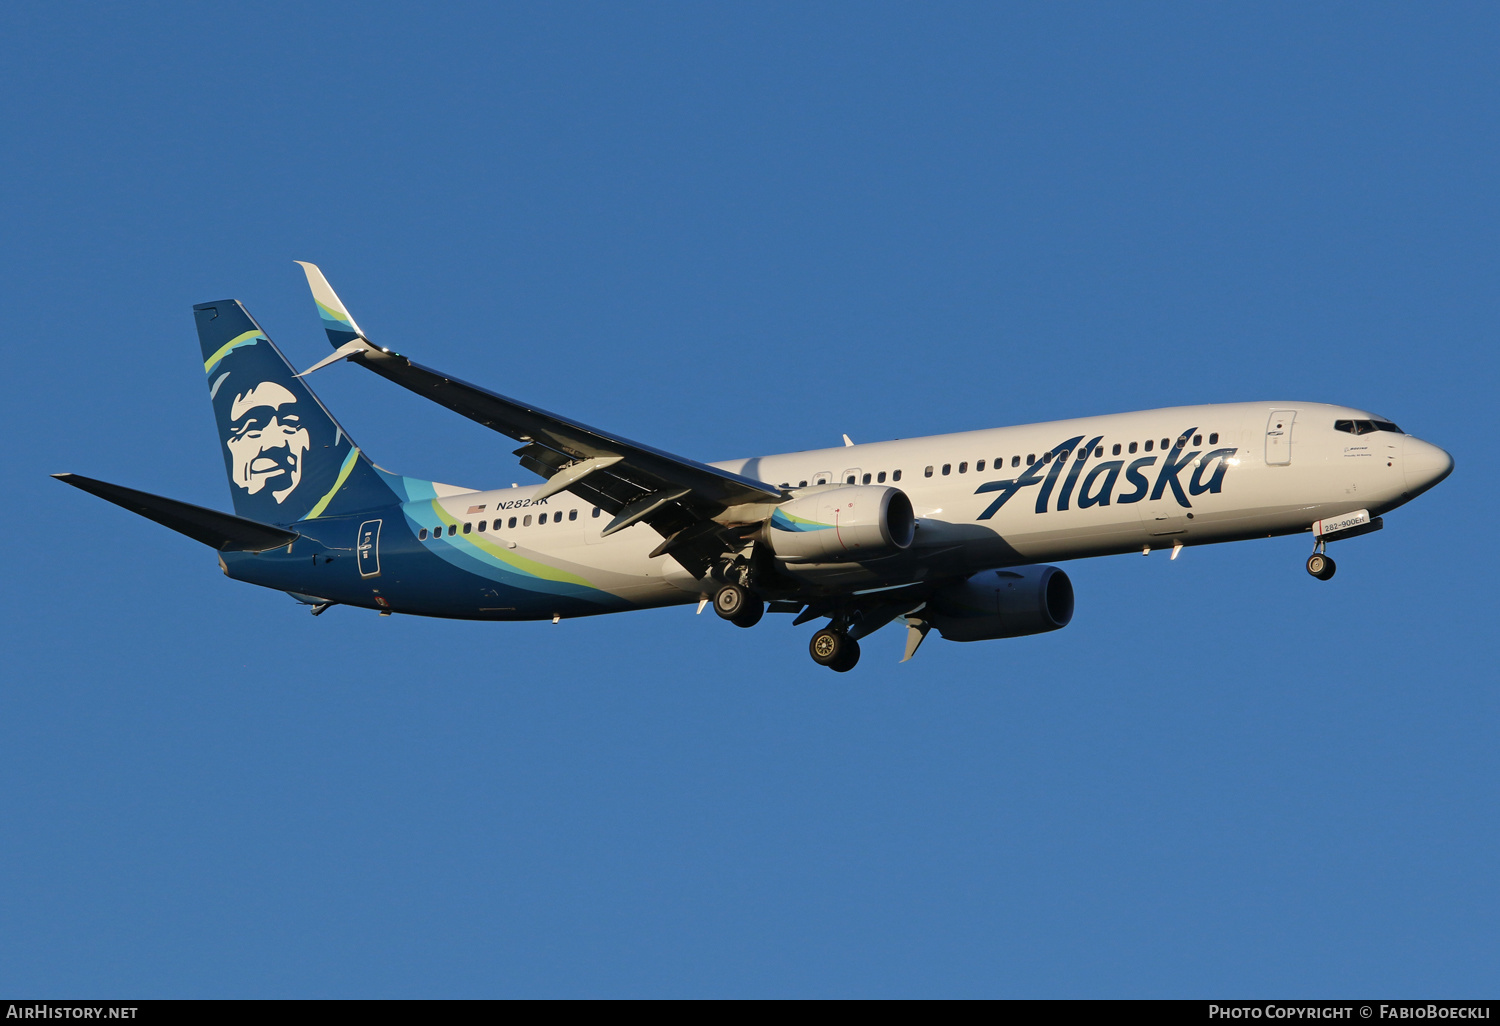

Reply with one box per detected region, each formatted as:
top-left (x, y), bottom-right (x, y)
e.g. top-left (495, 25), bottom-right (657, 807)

top-left (402, 503), bottom-right (623, 609)
top-left (373, 469), bottom-right (442, 503)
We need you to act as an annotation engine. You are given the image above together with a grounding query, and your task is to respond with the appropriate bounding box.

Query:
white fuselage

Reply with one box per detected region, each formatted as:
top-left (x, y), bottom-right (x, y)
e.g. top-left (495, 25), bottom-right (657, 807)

top-left (409, 401), bottom-right (1451, 611)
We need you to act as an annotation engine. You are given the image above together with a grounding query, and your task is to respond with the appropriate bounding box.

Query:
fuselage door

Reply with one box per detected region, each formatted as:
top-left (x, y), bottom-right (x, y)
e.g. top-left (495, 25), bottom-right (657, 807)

top-left (357, 519), bottom-right (382, 578)
top-left (1265, 410), bottom-right (1296, 466)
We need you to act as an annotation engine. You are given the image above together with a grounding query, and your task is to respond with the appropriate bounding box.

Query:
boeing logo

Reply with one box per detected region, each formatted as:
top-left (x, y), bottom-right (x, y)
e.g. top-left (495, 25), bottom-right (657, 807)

top-left (974, 427), bottom-right (1238, 518)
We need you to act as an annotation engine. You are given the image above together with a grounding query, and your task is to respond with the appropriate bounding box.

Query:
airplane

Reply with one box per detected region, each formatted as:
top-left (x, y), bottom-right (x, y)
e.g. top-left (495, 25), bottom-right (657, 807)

top-left (54, 263), bottom-right (1454, 671)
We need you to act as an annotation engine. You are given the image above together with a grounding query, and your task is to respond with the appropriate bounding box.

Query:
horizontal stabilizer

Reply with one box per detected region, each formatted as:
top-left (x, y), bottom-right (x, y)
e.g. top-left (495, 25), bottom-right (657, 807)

top-left (52, 473), bottom-right (300, 552)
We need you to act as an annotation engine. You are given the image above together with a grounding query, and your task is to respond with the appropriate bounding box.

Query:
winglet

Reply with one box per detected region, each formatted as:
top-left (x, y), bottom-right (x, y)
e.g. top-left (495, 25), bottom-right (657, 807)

top-left (296, 339), bottom-right (377, 378)
top-left (295, 261), bottom-right (367, 348)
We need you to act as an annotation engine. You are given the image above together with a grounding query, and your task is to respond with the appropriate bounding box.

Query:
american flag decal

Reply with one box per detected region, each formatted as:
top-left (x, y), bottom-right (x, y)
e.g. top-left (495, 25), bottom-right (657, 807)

top-left (467, 504), bottom-right (487, 514)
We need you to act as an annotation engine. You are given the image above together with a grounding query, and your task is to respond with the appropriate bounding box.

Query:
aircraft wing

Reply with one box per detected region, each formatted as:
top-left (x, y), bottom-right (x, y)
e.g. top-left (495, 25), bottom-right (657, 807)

top-left (295, 262), bottom-right (781, 573)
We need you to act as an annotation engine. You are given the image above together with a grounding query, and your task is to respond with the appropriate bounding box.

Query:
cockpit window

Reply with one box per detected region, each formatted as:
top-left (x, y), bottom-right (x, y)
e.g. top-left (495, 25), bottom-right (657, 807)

top-left (1337, 417), bottom-right (1404, 435)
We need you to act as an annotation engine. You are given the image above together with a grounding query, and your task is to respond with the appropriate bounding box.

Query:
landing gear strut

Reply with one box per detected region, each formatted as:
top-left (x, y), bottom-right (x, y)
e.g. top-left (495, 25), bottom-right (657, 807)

top-left (1306, 540), bottom-right (1336, 581)
top-left (713, 582), bottom-right (764, 628)
top-left (809, 628), bottom-right (860, 672)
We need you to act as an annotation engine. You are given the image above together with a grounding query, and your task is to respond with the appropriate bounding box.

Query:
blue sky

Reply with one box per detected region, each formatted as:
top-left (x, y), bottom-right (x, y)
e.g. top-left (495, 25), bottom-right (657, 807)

top-left (2, 2), bottom-right (1496, 997)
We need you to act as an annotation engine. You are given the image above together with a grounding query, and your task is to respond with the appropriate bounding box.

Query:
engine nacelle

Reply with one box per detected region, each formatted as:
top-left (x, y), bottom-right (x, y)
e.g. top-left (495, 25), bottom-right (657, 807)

top-left (926, 565), bottom-right (1074, 641)
top-left (762, 486), bottom-right (915, 563)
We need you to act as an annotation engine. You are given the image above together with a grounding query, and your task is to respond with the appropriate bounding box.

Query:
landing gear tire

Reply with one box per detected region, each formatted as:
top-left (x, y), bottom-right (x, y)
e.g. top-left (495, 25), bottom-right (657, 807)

top-left (831, 639), bottom-right (860, 672)
top-left (1306, 552), bottom-right (1337, 581)
top-left (713, 583), bottom-right (763, 627)
top-left (810, 629), bottom-right (860, 672)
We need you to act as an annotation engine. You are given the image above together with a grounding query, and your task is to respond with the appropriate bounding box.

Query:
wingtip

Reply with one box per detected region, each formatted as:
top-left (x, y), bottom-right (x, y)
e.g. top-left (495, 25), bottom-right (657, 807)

top-left (51, 472), bottom-right (72, 480)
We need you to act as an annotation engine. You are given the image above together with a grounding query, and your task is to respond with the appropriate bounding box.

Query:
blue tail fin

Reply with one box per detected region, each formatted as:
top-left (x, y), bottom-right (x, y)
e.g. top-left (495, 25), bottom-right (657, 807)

top-left (195, 300), bottom-right (399, 525)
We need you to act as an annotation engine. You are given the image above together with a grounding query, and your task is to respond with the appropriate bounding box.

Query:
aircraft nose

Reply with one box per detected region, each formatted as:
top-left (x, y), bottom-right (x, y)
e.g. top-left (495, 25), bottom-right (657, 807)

top-left (1403, 437), bottom-right (1454, 495)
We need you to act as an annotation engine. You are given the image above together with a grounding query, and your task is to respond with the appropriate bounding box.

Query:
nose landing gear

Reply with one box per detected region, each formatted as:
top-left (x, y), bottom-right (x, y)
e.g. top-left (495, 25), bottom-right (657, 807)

top-left (809, 627), bottom-right (861, 672)
top-left (1306, 541), bottom-right (1336, 581)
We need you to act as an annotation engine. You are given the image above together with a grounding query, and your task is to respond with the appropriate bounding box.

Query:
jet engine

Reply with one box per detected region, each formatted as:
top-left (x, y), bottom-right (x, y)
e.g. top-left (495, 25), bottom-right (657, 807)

top-left (761, 486), bottom-right (915, 563)
top-left (925, 565), bottom-right (1074, 641)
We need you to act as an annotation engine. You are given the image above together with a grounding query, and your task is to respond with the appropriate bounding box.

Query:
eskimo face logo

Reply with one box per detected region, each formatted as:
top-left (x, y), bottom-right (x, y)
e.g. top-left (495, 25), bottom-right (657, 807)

top-left (225, 381), bottom-right (311, 503)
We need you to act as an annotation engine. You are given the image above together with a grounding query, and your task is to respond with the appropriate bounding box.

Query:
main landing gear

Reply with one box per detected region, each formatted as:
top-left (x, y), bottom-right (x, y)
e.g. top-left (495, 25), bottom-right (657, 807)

top-left (713, 582), bottom-right (764, 628)
top-left (1306, 540), bottom-right (1337, 581)
top-left (809, 627), bottom-right (861, 672)
top-left (711, 577), bottom-right (860, 672)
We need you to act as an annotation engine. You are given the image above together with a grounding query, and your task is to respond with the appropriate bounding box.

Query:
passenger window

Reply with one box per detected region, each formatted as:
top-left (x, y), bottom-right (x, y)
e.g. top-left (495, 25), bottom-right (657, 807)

top-left (942, 464), bottom-right (951, 475)
top-left (1193, 434), bottom-right (1202, 446)
top-left (1129, 441), bottom-right (1138, 454)
top-left (1161, 438), bottom-right (1170, 449)
top-left (799, 480), bottom-right (808, 487)
top-left (976, 460), bottom-right (985, 472)
top-left (892, 470), bottom-right (902, 481)
top-left (846, 475), bottom-right (856, 484)
top-left (591, 507), bottom-right (600, 518)
top-left (523, 515), bottom-right (532, 527)
top-left (463, 523), bottom-right (472, 534)
top-left (1209, 433), bottom-right (1219, 444)
top-left (1026, 454), bottom-right (1035, 466)
top-left (569, 509), bottom-right (578, 521)
top-left (554, 512), bottom-right (563, 523)
top-left (418, 528), bottom-right (428, 540)
top-left (1012, 456), bottom-right (1020, 467)
top-left (448, 524), bottom-right (457, 536)
top-left (877, 471), bottom-right (886, 483)
top-left (1095, 446), bottom-right (1103, 458)
top-left (478, 520), bottom-right (487, 532)
top-left (1144, 440), bottom-right (1154, 452)
top-left (1112, 443), bottom-right (1121, 456)
top-left (861, 473), bottom-right (871, 484)
top-left (958, 462), bottom-right (967, 474)
top-left (925, 466), bottom-right (934, 477)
